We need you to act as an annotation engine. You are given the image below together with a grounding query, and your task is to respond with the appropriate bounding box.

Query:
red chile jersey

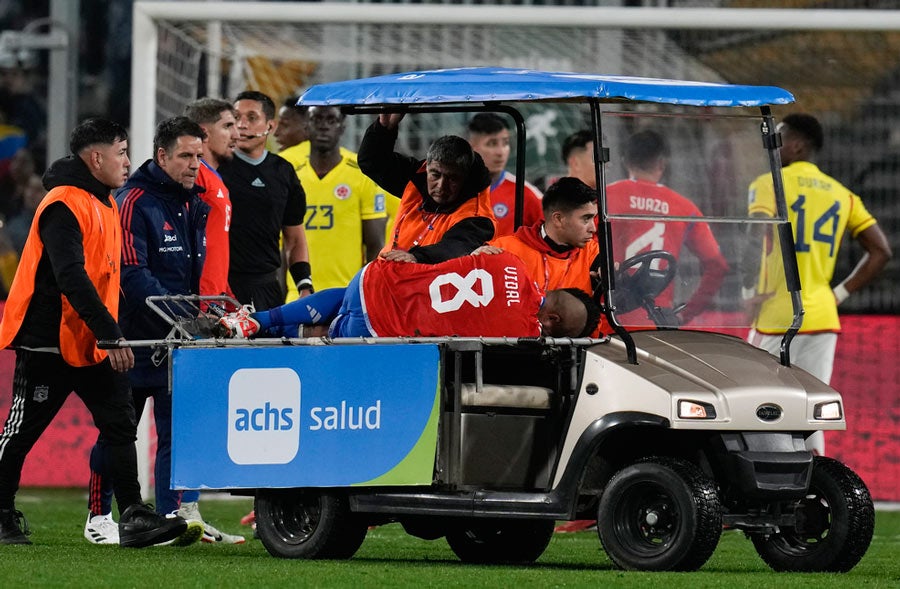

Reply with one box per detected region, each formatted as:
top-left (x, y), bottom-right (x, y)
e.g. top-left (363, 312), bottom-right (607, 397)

top-left (490, 171), bottom-right (543, 237)
top-left (360, 251), bottom-right (544, 337)
top-left (605, 178), bottom-right (727, 320)
top-left (196, 161), bottom-right (233, 298)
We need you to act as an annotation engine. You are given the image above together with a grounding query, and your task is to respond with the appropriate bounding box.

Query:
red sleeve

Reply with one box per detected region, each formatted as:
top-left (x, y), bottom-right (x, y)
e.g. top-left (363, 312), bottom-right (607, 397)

top-left (681, 218), bottom-right (728, 324)
top-left (197, 165), bottom-right (234, 299)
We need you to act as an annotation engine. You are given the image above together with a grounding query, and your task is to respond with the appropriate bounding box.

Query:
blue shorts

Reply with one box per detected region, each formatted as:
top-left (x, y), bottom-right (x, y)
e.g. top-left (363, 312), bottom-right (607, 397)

top-left (328, 270), bottom-right (374, 337)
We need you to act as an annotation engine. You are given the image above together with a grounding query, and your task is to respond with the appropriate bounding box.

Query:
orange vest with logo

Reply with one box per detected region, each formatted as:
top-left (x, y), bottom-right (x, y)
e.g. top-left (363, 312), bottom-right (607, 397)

top-left (386, 165), bottom-right (496, 253)
top-left (492, 228), bottom-right (609, 336)
top-left (492, 234), bottom-right (599, 295)
top-left (0, 186), bottom-right (121, 366)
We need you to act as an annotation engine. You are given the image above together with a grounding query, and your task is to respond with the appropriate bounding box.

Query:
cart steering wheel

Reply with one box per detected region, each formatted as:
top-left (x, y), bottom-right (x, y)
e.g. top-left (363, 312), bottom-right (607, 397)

top-left (612, 250), bottom-right (678, 314)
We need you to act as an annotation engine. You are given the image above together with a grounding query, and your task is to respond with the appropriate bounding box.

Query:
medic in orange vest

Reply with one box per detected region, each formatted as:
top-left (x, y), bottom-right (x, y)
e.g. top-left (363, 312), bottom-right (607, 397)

top-left (0, 118), bottom-right (192, 548)
top-left (358, 113), bottom-right (496, 264)
top-left (481, 177), bottom-right (608, 335)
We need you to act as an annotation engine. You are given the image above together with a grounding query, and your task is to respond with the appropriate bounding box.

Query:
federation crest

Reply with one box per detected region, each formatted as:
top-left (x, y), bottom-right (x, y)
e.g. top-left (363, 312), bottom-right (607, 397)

top-left (334, 184), bottom-right (352, 200)
top-left (493, 203), bottom-right (509, 219)
top-left (33, 385), bottom-right (49, 403)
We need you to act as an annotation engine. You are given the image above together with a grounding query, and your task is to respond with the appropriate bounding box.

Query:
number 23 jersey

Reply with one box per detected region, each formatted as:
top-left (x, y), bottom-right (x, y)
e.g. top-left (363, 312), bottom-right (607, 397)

top-left (297, 154), bottom-right (387, 290)
top-left (748, 161), bottom-right (877, 333)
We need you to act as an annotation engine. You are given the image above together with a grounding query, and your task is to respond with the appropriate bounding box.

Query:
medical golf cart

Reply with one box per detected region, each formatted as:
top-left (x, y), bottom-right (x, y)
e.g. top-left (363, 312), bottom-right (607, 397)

top-left (149, 68), bottom-right (874, 572)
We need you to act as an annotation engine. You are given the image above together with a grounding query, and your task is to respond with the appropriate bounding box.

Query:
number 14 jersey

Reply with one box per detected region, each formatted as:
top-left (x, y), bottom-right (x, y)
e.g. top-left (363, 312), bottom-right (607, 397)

top-left (748, 161), bottom-right (877, 333)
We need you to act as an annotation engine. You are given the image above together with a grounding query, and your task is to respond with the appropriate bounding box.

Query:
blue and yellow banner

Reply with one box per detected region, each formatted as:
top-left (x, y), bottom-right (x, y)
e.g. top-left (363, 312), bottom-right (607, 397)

top-left (171, 344), bottom-right (440, 489)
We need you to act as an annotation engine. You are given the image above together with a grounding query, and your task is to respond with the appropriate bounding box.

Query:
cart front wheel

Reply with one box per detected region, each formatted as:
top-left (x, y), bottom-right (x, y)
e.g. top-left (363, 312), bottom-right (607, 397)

top-left (598, 456), bottom-right (722, 571)
top-left (751, 456), bottom-right (874, 572)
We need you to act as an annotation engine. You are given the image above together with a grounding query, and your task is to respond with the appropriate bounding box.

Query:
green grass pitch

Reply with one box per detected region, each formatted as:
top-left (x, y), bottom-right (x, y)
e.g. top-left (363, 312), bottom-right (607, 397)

top-left (4, 489), bottom-right (898, 588)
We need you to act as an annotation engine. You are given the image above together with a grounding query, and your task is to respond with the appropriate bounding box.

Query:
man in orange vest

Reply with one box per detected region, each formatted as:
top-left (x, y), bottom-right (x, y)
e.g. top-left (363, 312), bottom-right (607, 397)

top-left (0, 118), bottom-right (190, 547)
top-left (481, 177), bottom-right (601, 301)
top-left (358, 113), bottom-right (496, 264)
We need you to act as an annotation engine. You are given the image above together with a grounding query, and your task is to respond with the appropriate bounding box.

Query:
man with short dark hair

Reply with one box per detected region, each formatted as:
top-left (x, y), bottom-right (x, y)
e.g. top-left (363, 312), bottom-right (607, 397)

top-left (562, 129), bottom-right (597, 189)
top-left (485, 177), bottom-right (600, 299)
top-left (273, 95), bottom-right (309, 154)
top-left (219, 90), bottom-right (311, 309)
top-left (467, 113), bottom-right (543, 236)
top-left (85, 116), bottom-right (209, 546)
top-left (298, 106), bottom-right (387, 291)
top-left (606, 129), bottom-right (728, 326)
top-left (358, 112), bottom-right (496, 264)
top-left (0, 118), bottom-right (189, 547)
top-left (183, 97), bottom-right (239, 301)
top-left (176, 98), bottom-right (247, 544)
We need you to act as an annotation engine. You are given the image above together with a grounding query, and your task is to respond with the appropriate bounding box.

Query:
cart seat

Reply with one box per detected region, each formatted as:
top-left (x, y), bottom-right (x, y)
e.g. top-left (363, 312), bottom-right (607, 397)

top-left (460, 383), bottom-right (553, 410)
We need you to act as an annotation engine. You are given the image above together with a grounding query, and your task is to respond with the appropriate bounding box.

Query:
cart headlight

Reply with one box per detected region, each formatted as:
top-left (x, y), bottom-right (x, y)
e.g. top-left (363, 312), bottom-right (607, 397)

top-left (678, 400), bottom-right (717, 419)
top-left (814, 401), bottom-right (842, 420)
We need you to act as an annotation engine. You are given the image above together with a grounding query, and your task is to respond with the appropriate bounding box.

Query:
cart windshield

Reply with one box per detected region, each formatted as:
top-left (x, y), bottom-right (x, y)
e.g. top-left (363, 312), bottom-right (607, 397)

top-left (599, 109), bottom-right (793, 336)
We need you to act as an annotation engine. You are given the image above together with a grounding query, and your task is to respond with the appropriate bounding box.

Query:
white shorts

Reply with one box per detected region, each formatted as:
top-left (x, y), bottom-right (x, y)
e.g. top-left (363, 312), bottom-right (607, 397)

top-left (747, 330), bottom-right (837, 384)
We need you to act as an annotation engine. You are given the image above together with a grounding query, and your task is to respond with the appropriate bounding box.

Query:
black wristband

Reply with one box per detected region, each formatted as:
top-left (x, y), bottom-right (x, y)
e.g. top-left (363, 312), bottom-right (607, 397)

top-left (289, 261), bottom-right (311, 284)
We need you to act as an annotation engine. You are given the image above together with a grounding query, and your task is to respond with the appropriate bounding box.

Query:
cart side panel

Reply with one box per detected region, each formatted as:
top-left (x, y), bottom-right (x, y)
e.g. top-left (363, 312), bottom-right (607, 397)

top-left (170, 344), bottom-right (440, 489)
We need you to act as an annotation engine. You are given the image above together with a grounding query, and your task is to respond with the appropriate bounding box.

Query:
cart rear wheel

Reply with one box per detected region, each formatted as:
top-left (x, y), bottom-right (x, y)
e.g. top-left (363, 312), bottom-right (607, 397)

top-left (255, 489), bottom-right (367, 559)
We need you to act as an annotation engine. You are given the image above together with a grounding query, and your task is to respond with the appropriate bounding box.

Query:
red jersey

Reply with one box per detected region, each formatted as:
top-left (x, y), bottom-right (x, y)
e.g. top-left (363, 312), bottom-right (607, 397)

top-left (605, 178), bottom-right (727, 323)
top-left (490, 171), bottom-right (543, 237)
top-left (360, 251), bottom-right (544, 337)
top-left (196, 161), bottom-right (233, 299)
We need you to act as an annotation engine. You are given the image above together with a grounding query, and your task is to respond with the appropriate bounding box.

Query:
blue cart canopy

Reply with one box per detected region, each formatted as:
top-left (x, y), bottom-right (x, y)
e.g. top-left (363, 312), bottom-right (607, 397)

top-left (299, 67), bottom-right (794, 108)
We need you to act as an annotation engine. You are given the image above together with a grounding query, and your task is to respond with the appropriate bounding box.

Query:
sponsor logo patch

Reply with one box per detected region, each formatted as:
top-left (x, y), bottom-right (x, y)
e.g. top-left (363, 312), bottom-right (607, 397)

top-left (227, 368), bottom-right (300, 465)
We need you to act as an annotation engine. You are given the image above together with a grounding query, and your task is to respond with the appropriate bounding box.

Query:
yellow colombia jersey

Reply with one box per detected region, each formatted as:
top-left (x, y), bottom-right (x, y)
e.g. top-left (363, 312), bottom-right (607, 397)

top-left (296, 153), bottom-right (387, 291)
top-left (279, 141), bottom-right (355, 170)
top-left (748, 161), bottom-right (877, 334)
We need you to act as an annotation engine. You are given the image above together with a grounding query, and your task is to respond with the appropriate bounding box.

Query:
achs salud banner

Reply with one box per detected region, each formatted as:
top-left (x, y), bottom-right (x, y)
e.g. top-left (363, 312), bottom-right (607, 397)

top-left (170, 344), bottom-right (440, 489)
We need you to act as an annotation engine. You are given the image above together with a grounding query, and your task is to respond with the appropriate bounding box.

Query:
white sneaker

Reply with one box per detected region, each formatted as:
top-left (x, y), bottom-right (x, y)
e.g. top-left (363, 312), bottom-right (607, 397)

top-left (176, 501), bottom-right (203, 523)
top-left (84, 512), bottom-right (119, 545)
top-left (200, 519), bottom-right (246, 544)
top-left (177, 501), bottom-right (245, 545)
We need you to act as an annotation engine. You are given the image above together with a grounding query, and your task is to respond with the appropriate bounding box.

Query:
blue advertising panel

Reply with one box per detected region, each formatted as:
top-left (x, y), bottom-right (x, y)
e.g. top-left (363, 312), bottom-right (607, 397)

top-left (171, 344), bottom-right (441, 489)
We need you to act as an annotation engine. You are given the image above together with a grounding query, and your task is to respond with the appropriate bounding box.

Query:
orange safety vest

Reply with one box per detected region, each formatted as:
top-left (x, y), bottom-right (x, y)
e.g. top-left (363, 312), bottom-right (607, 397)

top-left (492, 227), bottom-right (609, 336)
top-left (0, 186), bottom-right (121, 366)
top-left (385, 165), bottom-right (496, 253)
top-left (492, 232), bottom-right (599, 295)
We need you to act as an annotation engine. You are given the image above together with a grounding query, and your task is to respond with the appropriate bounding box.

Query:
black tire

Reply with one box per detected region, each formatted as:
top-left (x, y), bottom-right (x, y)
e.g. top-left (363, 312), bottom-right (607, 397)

top-left (255, 489), bottom-right (367, 559)
top-left (597, 456), bottom-right (722, 571)
top-left (751, 456), bottom-right (874, 572)
top-left (446, 519), bottom-right (554, 564)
